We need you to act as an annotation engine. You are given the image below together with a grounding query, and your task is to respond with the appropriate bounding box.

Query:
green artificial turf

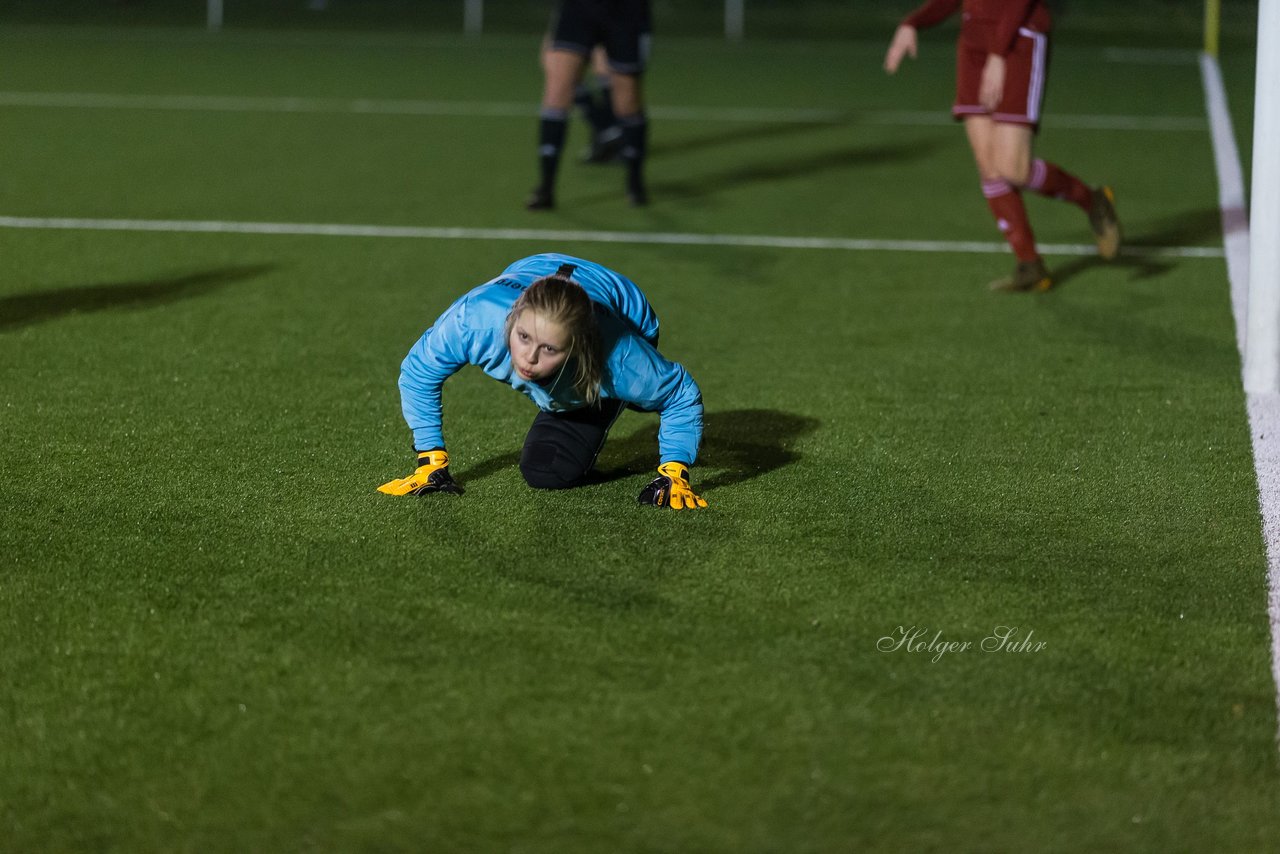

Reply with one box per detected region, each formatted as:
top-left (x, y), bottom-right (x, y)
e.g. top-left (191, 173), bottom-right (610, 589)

top-left (1, 15), bottom-right (1277, 853)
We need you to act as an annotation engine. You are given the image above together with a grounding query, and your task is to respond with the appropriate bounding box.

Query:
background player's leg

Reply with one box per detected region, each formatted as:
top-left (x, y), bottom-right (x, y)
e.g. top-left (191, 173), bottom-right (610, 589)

top-left (609, 73), bottom-right (648, 206)
top-left (579, 46), bottom-right (622, 163)
top-left (529, 49), bottom-right (587, 210)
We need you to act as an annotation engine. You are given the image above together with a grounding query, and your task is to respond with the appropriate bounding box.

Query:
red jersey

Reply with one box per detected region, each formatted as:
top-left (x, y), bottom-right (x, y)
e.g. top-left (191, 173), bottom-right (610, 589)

top-left (903, 0), bottom-right (1052, 56)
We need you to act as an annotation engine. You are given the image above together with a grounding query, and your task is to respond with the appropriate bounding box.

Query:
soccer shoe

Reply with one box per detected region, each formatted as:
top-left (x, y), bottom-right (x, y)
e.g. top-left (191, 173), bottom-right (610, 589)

top-left (1088, 185), bottom-right (1121, 260)
top-left (989, 258), bottom-right (1053, 293)
top-left (582, 127), bottom-right (624, 164)
top-left (525, 186), bottom-right (555, 211)
top-left (626, 182), bottom-right (649, 208)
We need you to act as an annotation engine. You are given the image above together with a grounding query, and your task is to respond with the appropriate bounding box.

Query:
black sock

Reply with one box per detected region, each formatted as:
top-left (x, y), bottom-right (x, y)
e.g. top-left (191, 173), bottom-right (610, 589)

top-left (572, 84), bottom-right (595, 125)
top-left (589, 79), bottom-right (617, 134)
top-left (618, 112), bottom-right (647, 191)
top-left (537, 109), bottom-right (568, 190)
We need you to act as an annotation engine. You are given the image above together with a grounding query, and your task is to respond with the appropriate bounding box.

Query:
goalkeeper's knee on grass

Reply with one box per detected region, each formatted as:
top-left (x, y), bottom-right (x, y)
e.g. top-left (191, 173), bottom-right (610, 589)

top-left (519, 439), bottom-right (595, 489)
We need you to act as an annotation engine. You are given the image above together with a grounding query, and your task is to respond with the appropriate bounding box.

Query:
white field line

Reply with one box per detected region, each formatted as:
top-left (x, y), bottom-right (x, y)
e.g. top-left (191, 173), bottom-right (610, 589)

top-left (0, 90), bottom-right (1206, 131)
top-left (1201, 55), bottom-right (1252, 356)
top-left (1200, 51), bottom-right (1280, 748)
top-left (0, 215), bottom-right (1224, 258)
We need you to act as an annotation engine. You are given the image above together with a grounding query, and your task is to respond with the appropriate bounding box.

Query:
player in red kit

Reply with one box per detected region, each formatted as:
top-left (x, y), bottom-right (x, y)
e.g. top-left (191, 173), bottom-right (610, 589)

top-left (884, 0), bottom-right (1121, 292)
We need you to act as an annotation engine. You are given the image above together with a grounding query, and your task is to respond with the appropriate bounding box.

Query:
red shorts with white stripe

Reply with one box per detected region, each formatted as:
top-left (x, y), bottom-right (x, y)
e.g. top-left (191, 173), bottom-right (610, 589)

top-left (952, 27), bottom-right (1049, 130)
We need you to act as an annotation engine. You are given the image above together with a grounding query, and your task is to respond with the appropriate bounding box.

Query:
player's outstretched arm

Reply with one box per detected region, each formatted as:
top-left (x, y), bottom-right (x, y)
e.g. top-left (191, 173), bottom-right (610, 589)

top-left (638, 462), bottom-right (708, 510)
top-left (377, 449), bottom-right (464, 496)
top-left (884, 25), bottom-right (918, 74)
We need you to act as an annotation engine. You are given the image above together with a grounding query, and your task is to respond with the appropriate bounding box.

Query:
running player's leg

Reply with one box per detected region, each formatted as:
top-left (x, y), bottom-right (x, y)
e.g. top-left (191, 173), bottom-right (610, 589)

top-left (998, 26), bottom-right (1120, 258)
top-left (990, 120), bottom-right (1033, 187)
top-left (1017, 150), bottom-right (1119, 257)
top-left (1022, 152), bottom-right (1122, 259)
top-left (955, 41), bottom-right (1043, 286)
top-left (995, 27), bottom-right (1085, 207)
top-left (1024, 156), bottom-right (1089, 208)
top-left (966, 117), bottom-right (1051, 291)
top-left (967, 118), bottom-right (1040, 264)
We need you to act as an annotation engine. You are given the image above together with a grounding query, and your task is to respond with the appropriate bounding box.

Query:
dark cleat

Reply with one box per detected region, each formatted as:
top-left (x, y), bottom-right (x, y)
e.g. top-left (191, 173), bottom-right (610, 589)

top-left (627, 184), bottom-right (649, 208)
top-left (1089, 185), bottom-right (1121, 260)
top-left (990, 258), bottom-right (1053, 293)
top-left (582, 127), bottom-right (624, 164)
top-left (525, 186), bottom-right (555, 211)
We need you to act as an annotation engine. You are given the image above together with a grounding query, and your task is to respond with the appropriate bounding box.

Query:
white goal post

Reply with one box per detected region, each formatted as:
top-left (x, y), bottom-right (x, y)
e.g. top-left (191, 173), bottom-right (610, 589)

top-left (1245, 0), bottom-right (1280, 393)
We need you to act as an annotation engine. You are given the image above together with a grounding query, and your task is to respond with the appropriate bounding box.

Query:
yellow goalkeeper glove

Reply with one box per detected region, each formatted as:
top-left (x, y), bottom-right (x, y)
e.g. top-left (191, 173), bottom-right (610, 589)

top-left (377, 449), bottom-right (464, 496)
top-left (638, 462), bottom-right (707, 510)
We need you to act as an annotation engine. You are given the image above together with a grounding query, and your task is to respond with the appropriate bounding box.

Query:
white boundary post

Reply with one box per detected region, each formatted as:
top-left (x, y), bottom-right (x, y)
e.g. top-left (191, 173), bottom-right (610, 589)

top-left (207, 0), bottom-right (223, 32)
top-left (464, 0), bottom-right (483, 36)
top-left (725, 0), bottom-right (744, 41)
top-left (1245, 0), bottom-right (1280, 393)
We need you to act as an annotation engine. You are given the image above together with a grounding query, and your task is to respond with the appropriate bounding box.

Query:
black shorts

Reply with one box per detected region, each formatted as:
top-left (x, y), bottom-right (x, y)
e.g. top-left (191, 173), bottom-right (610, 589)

top-left (519, 399), bottom-right (626, 489)
top-left (549, 0), bottom-right (652, 74)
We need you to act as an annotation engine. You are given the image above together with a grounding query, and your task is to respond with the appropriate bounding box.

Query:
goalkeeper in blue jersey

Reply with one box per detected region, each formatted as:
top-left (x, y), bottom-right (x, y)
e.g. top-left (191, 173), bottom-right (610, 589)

top-left (378, 253), bottom-right (707, 510)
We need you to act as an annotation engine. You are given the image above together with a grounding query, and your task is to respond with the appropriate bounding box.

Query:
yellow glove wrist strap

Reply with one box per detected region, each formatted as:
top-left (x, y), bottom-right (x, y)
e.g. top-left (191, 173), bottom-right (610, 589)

top-left (656, 461), bottom-right (690, 482)
top-left (417, 450), bottom-right (449, 468)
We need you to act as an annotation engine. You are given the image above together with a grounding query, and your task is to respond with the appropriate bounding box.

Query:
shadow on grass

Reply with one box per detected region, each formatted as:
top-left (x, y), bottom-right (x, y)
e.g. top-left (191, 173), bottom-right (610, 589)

top-left (1125, 205), bottom-right (1226, 251)
top-left (653, 138), bottom-right (946, 202)
top-left (458, 408), bottom-right (819, 489)
top-left (650, 119), bottom-right (840, 159)
top-left (569, 137), bottom-right (944, 208)
top-left (452, 409), bottom-right (817, 612)
top-left (497, 563), bottom-right (672, 614)
top-left (598, 408), bottom-right (820, 489)
top-left (1050, 253), bottom-right (1169, 289)
top-left (1041, 207), bottom-right (1240, 373)
top-left (0, 264), bottom-right (277, 332)
top-left (1051, 206), bottom-right (1224, 289)
top-left (456, 449), bottom-right (521, 484)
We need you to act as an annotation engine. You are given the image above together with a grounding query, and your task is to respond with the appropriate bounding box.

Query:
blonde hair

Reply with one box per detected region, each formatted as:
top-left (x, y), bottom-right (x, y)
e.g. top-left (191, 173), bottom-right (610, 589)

top-left (505, 275), bottom-right (604, 405)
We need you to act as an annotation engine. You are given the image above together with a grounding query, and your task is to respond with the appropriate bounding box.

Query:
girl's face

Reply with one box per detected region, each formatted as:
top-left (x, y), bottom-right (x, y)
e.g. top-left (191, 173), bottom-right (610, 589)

top-left (508, 310), bottom-right (570, 383)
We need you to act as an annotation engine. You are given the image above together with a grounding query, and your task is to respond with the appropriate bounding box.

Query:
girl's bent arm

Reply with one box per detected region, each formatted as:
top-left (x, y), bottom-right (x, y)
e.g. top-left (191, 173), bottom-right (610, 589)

top-left (398, 302), bottom-right (479, 452)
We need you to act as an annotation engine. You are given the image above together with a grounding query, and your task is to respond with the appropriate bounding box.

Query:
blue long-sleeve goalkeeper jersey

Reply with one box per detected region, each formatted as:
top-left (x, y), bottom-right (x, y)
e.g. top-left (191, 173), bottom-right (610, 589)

top-left (397, 253), bottom-right (703, 465)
